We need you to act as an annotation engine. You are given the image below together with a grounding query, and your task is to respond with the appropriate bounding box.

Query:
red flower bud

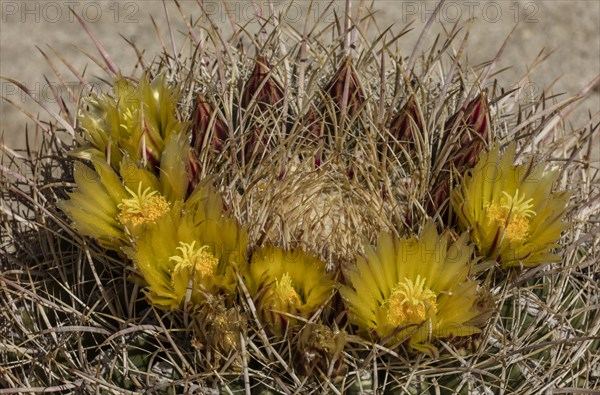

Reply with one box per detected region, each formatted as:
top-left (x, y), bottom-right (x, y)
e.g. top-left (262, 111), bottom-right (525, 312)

top-left (191, 93), bottom-right (228, 154)
top-left (240, 56), bottom-right (285, 164)
top-left (324, 57), bottom-right (365, 120)
top-left (241, 55), bottom-right (284, 110)
top-left (428, 92), bottom-right (491, 218)
top-left (387, 95), bottom-right (424, 156)
top-left (444, 91), bottom-right (490, 171)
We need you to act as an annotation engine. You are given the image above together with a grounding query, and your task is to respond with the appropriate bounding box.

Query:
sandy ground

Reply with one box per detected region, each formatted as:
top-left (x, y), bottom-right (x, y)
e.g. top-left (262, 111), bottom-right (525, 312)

top-left (1, 0), bottom-right (599, 154)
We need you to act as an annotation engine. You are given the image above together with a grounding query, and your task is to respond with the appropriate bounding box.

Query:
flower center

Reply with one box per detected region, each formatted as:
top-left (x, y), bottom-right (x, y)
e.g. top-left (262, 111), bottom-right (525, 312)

top-left (117, 183), bottom-right (170, 227)
top-left (386, 275), bottom-right (437, 327)
top-left (170, 241), bottom-right (219, 283)
top-left (275, 273), bottom-right (300, 305)
top-left (486, 189), bottom-right (536, 243)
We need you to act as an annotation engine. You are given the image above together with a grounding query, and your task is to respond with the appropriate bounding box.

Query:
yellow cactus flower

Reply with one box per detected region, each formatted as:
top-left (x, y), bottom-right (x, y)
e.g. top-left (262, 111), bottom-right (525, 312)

top-left (451, 144), bottom-right (571, 268)
top-left (244, 246), bottom-right (336, 335)
top-left (58, 161), bottom-right (171, 249)
top-left (131, 186), bottom-right (248, 309)
top-left (59, 131), bottom-right (189, 250)
top-left (340, 224), bottom-right (484, 355)
top-left (77, 73), bottom-right (184, 169)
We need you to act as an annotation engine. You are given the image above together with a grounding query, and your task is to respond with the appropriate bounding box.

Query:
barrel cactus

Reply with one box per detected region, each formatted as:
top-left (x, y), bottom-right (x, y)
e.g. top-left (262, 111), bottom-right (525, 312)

top-left (1, 1), bottom-right (598, 393)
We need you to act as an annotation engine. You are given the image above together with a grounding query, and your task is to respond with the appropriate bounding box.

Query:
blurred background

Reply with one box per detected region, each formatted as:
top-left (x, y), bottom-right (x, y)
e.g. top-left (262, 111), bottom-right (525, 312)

top-left (1, 0), bottom-right (598, 151)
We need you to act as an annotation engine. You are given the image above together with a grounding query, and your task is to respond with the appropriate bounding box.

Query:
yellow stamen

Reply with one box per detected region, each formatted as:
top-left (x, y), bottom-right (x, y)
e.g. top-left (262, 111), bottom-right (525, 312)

top-left (386, 275), bottom-right (437, 327)
top-left (275, 273), bottom-right (300, 305)
top-left (500, 189), bottom-right (536, 217)
top-left (170, 241), bottom-right (219, 284)
top-left (117, 183), bottom-right (170, 226)
top-left (486, 189), bottom-right (536, 243)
